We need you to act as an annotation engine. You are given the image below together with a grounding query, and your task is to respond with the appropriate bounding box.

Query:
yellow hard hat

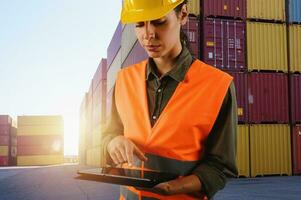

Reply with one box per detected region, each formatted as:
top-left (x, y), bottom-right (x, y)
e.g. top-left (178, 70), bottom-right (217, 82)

top-left (121, 0), bottom-right (185, 24)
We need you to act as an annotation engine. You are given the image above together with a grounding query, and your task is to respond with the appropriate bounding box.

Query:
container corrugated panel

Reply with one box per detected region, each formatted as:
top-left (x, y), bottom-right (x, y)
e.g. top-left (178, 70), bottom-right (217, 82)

top-left (248, 73), bottom-right (289, 123)
top-left (17, 145), bottom-right (63, 156)
top-left (250, 124), bottom-right (291, 177)
top-left (17, 116), bottom-right (63, 126)
top-left (0, 146), bottom-right (9, 156)
top-left (86, 81), bottom-right (93, 133)
top-left (86, 146), bottom-right (101, 167)
top-left (292, 124), bottom-right (301, 174)
top-left (17, 135), bottom-right (63, 146)
top-left (247, 0), bottom-right (285, 21)
top-left (107, 49), bottom-right (121, 94)
top-left (92, 125), bottom-right (102, 147)
top-left (183, 16), bottom-right (200, 59)
top-left (289, 0), bottom-right (301, 23)
top-left (17, 125), bottom-right (64, 136)
top-left (17, 155), bottom-right (63, 166)
top-left (236, 125), bottom-right (250, 177)
top-left (0, 156), bottom-right (9, 166)
top-left (227, 72), bottom-right (248, 123)
top-left (289, 25), bottom-right (301, 73)
top-left (290, 74), bottom-right (301, 123)
top-left (92, 83), bottom-right (104, 127)
top-left (203, 18), bottom-right (246, 71)
top-left (122, 40), bottom-right (148, 68)
top-left (106, 87), bottom-right (114, 121)
top-left (187, 0), bottom-right (200, 17)
top-left (101, 80), bottom-right (107, 124)
top-left (121, 24), bottom-right (137, 64)
top-left (0, 115), bottom-right (12, 125)
top-left (203, 0), bottom-right (246, 19)
top-left (0, 125), bottom-right (10, 135)
top-left (107, 22), bottom-right (122, 68)
top-left (247, 22), bottom-right (287, 72)
top-left (0, 136), bottom-right (9, 146)
top-left (92, 59), bottom-right (107, 92)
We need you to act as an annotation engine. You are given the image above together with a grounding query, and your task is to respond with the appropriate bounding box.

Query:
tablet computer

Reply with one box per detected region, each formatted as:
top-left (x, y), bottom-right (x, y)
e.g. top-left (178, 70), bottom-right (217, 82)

top-left (76, 167), bottom-right (178, 188)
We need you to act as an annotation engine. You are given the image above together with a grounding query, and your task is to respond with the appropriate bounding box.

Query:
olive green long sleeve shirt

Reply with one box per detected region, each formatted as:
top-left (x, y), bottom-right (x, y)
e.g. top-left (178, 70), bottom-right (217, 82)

top-left (100, 45), bottom-right (238, 199)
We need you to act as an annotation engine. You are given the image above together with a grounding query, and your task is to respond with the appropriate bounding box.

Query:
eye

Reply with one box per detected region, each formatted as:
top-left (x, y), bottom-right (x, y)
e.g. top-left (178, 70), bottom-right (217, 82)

top-left (152, 20), bottom-right (166, 26)
top-left (135, 22), bottom-right (144, 28)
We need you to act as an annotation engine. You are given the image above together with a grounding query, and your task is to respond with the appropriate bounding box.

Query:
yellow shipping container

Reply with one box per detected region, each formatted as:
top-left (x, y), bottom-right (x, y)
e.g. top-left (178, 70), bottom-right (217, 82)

top-left (86, 147), bottom-right (101, 167)
top-left (289, 25), bottom-right (301, 73)
top-left (247, 22), bottom-right (288, 72)
top-left (17, 125), bottom-right (63, 136)
top-left (236, 125), bottom-right (250, 177)
top-left (0, 146), bottom-right (9, 156)
top-left (17, 155), bottom-right (63, 166)
top-left (247, 0), bottom-right (285, 21)
top-left (92, 125), bottom-right (103, 147)
top-left (250, 124), bottom-right (291, 177)
top-left (18, 116), bottom-right (63, 126)
top-left (188, 0), bottom-right (200, 17)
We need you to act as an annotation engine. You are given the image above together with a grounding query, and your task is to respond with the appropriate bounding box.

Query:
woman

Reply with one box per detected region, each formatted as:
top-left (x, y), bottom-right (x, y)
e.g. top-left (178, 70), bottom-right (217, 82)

top-left (100, 0), bottom-right (238, 199)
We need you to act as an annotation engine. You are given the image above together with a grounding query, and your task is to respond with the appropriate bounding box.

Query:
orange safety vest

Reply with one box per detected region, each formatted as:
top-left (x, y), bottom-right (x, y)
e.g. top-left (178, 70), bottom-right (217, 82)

top-left (115, 59), bottom-right (233, 200)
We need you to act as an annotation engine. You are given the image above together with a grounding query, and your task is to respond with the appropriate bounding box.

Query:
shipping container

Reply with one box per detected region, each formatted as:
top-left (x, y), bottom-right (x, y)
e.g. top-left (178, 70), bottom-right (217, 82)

top-left (17, 125), bottom-right (64, 136)
top-left (203, 0), bottom-right (246, 19)
top-left (188, 0), bottom-right (200, 17)
top-left (79, 94), bottom-right (87, 165)
top-left (247, 22), bottom-right (288, 72)
top-left (92, 125), bottom-right (102, 147)
top-left (92, 59), bottom-right (107, 92)
top-left (227, 72), bottom-right (248, 123)
top-left (290, 74), bottom-right (301, 124)
top-left (17, 145), bottom-right (63, 156)
top-left (17, 116), bottom-right (63, 126)
top-left (183, 16), bottom-right (200, 59)
top-left (107, 49), bottom-right (122, 94)
top-left (289, 25), bottom-right (301, 73)
top-left (292, 124), bottom-right (301, 174)
top-left (92, 82), bottom-right (106, 127)
top-left (0, 125), bottom-right (10, 135)
top-left (107, 22), bottom-right (122, 68)
top-left (0, 146), bottom-right (9, 156)
top-left (121, 24), bottom-right (137, 64)
top-left (288, 0), bottom-right (301, 23)
top-left (86, 80), bottom-right (93, 134)
top-left (122, 40), bottom-right (148, 68)
top-left (250, 124), bottom-right (291, 177)
top-left (106, 87), bottom-right (114, 121)
top-left (17, 135), bottom-right (63, 146)
top-left (248, 72), bottom-right (289, 123)
top-left (247, 0), bottom-right (285, 21)
top-left (236, 125), bottom-right (250, 177)
top-left (203, 18), bottom-right (246, 71)
top-left (0, 156), bottom-right (9, 166)
top-left (86, 146), bottom-right (101, 167)
top-left (0, 135), bottom-right (9, 146)
top-left (17, 155), bottom-right (63, 166)
top-left (0, 115), bottom-right (12, 125)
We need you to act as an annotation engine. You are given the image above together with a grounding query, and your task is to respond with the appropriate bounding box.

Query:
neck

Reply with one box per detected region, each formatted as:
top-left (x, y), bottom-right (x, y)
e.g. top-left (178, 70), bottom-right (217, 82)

top-left (153, 41), bottom-right (182, 77)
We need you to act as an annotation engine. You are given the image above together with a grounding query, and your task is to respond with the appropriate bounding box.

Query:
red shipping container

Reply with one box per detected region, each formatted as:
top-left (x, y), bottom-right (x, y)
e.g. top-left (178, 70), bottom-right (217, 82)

top-left (0, 156), bottom-right (9, 166)
top-left (93, 59), bottom-right (107, 92)
top-left (122, 41), bottom-right (148, 68)
top-left (203, 18), bottom-right (246, 71)
top-left (182, 16), bottom-right (199, 59)
top-left (0, 135), bottom-right (9, 146)
top-left (107, 22), bottom-right (122, 68)
top-left (203, 0), bottom-right (246, 19)
top-left (17, 135), bottom-right (63, 146)
top-left (227, 72), bottom-right (248, 123)
top-left (290, 74), bottom-right (301, 124)
top-left (0, 125), bottom-right (10, 135)
top-left (0, 115), bottom-right (12, 125)
top-left (17, 145), bottom-right (63, 156)
top-left (248, 72), bottom-right (289, 123)
top-left (293, 124), bottom-right (301, 174)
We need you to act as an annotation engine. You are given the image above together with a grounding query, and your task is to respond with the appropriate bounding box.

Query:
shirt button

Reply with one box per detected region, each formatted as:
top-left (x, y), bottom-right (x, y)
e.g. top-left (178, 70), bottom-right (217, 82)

top-left (152, 116), bottom-right (157, 120)
top-left (157, 89), bottom-right (162, 93)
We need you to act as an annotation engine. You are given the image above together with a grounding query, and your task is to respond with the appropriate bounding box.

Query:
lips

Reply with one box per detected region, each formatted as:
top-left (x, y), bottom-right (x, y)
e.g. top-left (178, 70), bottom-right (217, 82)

top-left (145, 45), bottom-right (160, 51)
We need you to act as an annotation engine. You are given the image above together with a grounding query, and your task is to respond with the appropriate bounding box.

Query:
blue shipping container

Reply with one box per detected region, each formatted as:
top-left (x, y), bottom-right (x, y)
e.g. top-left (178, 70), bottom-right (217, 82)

top-left (289, 0), bottom-right (301, 23)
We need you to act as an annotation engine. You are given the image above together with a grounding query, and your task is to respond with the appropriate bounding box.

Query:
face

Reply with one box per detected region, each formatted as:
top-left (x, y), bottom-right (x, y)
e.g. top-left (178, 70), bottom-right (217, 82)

top-left (134, 7), bottom-right (187, 59)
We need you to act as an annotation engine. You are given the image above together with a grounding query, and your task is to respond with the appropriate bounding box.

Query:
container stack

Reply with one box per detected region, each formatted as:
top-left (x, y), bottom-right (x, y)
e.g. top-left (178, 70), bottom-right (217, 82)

top-left (0, 115), bottom-right (17, 166)
top-left (17, 116), bottom-right (64, 166)
top-left (288, 0), bottom-right (301, 175)
top-left (79, 93), bottom-right (88, 165)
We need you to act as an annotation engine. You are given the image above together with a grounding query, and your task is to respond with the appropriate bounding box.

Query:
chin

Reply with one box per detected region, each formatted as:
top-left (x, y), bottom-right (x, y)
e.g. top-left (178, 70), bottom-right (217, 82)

top-left (146, 51), bottom-right (162, 59)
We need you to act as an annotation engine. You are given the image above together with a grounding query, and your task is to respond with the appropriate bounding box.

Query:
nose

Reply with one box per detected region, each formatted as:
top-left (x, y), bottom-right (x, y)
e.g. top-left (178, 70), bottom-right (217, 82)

top-left (143, 21), bottom-right (155, 40)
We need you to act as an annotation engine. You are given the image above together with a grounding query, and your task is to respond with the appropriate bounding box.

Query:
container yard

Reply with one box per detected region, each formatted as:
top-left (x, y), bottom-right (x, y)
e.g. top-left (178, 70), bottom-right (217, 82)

top-left (1, 0), bottom-right (301, 200)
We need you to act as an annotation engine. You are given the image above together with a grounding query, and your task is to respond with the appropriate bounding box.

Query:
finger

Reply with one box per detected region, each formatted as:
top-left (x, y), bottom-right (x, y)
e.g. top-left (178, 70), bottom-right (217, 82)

top-left (125, 145), bottom-right (134, 166)
top-left (114, 150), bottom-right (125, 164)
top-left (133, 145), bottom-right (148, 161)
top-left (117, 146), bottom-right (128, 163)
top-left (109, 152), bottom-right (120, 165)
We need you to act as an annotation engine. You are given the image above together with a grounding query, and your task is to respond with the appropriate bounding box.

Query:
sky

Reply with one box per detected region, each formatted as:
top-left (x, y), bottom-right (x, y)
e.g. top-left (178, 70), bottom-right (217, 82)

top-left (0, 1), bottom-right (122, 155)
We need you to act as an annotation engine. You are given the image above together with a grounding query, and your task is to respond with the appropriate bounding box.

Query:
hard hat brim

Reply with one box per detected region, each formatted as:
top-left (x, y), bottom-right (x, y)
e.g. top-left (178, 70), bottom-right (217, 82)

top-left (121, 0), bottom-right (184, 24)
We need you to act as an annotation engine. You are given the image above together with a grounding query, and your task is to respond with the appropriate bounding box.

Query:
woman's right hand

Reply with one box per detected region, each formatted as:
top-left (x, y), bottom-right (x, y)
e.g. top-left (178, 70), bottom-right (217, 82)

top-left (107, 135), bottom-right (148, 166)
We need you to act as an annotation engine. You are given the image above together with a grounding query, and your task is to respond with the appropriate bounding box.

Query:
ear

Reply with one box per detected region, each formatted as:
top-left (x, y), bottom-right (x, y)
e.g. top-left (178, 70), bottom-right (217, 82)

top-left (179, 4), bottom-right (188, 26)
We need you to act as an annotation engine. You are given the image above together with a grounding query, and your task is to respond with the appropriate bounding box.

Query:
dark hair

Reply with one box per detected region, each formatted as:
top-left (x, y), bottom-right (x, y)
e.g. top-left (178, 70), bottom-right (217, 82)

top-left (174, 0), bottom-right (192, 53)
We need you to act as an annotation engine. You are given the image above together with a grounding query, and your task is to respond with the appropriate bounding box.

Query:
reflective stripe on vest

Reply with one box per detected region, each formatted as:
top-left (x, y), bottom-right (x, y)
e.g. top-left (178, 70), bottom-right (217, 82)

top-left (115, 59), bottom-right (233, 200)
